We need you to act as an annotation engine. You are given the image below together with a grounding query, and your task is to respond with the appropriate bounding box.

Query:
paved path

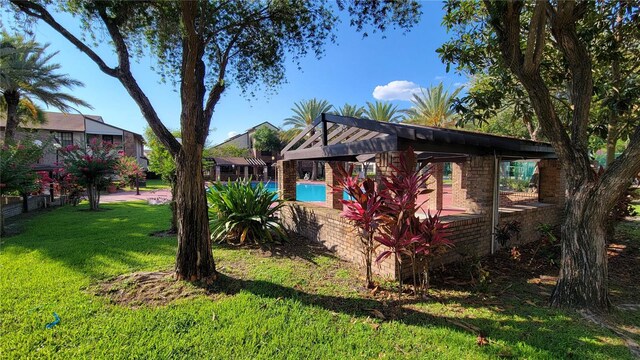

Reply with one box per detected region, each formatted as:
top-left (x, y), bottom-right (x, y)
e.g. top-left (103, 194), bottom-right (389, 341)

top-left (101, 189), bottom-right (172, 204)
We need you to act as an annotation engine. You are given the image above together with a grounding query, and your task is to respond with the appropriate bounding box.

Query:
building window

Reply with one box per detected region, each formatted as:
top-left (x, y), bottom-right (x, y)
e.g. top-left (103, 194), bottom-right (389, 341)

top-left (102, 135), bottom-right (114, 144)
top-left (57, 132), bottom-right (73, 147)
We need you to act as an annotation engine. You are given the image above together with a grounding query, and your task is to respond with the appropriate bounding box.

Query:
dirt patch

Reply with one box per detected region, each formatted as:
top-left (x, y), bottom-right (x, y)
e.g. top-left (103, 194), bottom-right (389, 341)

top-left (149, 229), bottom-right (177, 238)
top-left (92, 271), bottom-right (229, 308)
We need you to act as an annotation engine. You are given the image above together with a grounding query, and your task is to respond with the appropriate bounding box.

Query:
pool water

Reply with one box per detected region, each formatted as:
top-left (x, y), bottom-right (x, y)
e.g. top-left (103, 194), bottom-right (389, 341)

top-left (261, 182), bottom-right (348, 202)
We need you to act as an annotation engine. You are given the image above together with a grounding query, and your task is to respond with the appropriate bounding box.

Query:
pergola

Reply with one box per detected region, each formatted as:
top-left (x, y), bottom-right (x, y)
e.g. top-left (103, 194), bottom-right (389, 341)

top-left (205, 156), bottom-right (268, 181)
top-left (277, 114), bottom-right (563, 262)
top-left (281, 113), bottom-right (556, 162)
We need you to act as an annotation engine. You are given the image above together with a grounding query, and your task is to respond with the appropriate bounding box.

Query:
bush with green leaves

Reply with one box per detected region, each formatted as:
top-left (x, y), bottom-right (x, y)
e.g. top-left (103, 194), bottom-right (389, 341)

top-left (207, 179), bottom-right (286, 244)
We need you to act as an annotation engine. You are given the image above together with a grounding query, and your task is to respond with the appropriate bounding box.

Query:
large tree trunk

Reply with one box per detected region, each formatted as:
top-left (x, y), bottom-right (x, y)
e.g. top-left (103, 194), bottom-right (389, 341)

top-left (551, 183), bottom-right (610, 309)
top-left (3, 91), bottom-right (20, 143)
top-left (169, 177), bottom-right (178, 234)
top-left (173, 147), bottom-right (217, 283)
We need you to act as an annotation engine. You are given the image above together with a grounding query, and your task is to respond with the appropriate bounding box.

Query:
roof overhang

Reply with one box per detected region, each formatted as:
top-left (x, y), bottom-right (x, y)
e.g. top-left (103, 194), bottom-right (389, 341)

top-left (281, 114), bottom-right (556, 161)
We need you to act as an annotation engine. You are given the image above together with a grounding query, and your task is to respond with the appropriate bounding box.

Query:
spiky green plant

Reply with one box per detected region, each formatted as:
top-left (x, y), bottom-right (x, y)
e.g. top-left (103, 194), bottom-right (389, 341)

top-left (207, 179), bottom-right (287, 244)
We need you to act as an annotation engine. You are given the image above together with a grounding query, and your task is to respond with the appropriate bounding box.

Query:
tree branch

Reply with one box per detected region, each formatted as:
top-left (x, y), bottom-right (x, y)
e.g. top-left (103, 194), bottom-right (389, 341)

top-left (551, 0), bottom-right (593, 149)
top-left (524, 1), bottom-right (547, 73)
top-left (598, 124), bottom-right (640, 209)
top-left (12, 0), bottom-right (182, 155)
top-left (9, 0), bottom-right (118, 77)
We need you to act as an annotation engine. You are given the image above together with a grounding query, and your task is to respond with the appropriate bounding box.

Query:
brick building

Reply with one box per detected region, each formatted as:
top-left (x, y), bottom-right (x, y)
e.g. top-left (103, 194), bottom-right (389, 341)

top-left (278, 114), bottom-right (564, 280)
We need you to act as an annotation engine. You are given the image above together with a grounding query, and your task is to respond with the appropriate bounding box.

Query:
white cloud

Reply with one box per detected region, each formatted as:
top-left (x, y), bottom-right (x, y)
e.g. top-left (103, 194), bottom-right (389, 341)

top-left (372, 80), bottom-right (422, 101)
top-left (227, 131), bottom-right (238, 138)
top-left (434, 76), bottom-right (446, 81)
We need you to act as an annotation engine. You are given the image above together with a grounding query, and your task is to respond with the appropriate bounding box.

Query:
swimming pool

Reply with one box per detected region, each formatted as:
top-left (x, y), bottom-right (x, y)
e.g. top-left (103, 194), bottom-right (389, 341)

top-left (261, 182), bottom-right (347, 202)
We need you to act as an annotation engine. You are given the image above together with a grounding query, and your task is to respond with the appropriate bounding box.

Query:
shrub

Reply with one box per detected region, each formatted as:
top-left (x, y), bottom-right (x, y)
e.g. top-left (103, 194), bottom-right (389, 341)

top-left (332, 164), bottom-right (383, 288)
top-left (207, 179), bottom-right (287, 244)
top-left (58, 139), bottom-right (119, 210)
top-left (115, 156), bottom-right (146, 189)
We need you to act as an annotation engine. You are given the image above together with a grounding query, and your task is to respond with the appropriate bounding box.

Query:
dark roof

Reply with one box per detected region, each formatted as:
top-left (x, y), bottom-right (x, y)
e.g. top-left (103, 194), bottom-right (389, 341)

top-left (281, 114), bottom-right (556, 161)
top-left (0, 112), bottom-right (103, 132)
top-left (205, 157), bottom-right (267, 166)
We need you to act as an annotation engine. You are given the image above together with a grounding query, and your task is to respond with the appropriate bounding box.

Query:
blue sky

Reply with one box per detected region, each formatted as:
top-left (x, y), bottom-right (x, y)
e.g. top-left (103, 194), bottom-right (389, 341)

top-left (5, 2), bottom-right (465, 146)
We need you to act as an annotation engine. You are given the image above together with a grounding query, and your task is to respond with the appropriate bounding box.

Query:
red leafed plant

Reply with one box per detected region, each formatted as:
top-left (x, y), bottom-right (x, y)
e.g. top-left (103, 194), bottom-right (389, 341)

top-left (332, 164), bottom-right (383, 288)
top-left (375, 149), bottom-right (452, 297)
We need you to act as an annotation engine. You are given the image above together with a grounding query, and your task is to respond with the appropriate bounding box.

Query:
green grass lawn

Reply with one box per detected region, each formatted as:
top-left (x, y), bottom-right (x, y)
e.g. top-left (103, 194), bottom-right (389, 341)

top-left (140, 178), bottom-right (171, 191)
top-left (0, 202), bottom-right (637, 359)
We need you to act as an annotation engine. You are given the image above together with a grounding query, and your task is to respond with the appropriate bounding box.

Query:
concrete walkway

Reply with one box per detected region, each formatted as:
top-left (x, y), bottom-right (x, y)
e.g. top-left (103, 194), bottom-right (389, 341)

top-left (100, 189), bottom-right (172, 204)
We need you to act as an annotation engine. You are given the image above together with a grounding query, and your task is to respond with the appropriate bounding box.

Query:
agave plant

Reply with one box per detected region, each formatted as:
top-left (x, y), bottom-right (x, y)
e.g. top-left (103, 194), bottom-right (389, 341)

top-left (207, 179), bottom-right (287, 245)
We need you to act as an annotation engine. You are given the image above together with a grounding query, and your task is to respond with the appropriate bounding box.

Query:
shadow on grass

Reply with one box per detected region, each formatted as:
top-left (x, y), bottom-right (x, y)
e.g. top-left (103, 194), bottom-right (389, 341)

top-left (205, 273), bottom-right (631, 359)
top-left (3, 202), bottom-right (177, 279)
top-left (213, 235), bottom-right (339, 265)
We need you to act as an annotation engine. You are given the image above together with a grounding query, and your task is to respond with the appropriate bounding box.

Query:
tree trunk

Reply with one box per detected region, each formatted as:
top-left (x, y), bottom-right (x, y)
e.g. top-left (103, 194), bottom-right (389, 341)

top-left (605, 124), bottom-right (618, 166)
top-left (21, 193), bottom-right (28, 213)
top-left (169, 177), bottom-right (178, 234)
top-left (550, 183), bottom-right (610, 309)
top-left (173, 149), bottom-right (217, 283)
top-left (3, 91), bottom-right (20, 143)
top-left (86, 183), bottom-right (100, 210)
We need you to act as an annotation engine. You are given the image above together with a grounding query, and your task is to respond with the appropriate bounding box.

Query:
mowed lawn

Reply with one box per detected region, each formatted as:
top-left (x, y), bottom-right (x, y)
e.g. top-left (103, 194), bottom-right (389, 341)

top-left (0, 202), bottom-right (635, 359)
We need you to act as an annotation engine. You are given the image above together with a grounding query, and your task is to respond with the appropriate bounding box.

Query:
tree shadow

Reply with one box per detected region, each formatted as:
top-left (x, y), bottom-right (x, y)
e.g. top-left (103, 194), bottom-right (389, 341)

top-left (3, 202), bottom-right (177, 279)
top-left (212, 235), bottom-right (338, 265)
top-left (205, 273), bottom-right (632, 359)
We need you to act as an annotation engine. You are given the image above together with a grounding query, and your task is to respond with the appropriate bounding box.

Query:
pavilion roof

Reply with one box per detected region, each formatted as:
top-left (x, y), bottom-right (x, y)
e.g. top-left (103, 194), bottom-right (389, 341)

top-left (281, 114), bottom-right (556, 162)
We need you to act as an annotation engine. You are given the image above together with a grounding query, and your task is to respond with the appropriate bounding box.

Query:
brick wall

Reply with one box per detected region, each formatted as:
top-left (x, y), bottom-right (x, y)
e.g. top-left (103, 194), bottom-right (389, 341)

top-left (538, 159), bottom-right (566, 204)
top-left (280, 202), bottom-right (397, 278)
top-left (277, 160), bottom-right (297, 201)
top-left (1, 195), bottom-right (48, 219)
top-left (280, 201), bottom-right (564, 281)
top-left (451, 156), bottom-right (495, 214)
top-left (325, 161), bottom-right (345, 210)
top-left (498, 203), bottom-right (561, 248)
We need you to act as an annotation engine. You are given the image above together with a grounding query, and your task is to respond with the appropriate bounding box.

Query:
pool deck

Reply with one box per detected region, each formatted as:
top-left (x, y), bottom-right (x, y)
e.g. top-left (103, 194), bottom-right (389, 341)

top-left (100, 182), bottom-right (466, 216)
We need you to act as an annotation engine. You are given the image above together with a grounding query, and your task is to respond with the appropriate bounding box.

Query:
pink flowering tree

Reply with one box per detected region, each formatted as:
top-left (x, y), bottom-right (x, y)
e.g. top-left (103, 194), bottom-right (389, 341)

top-left (0, 140), bottom-right (43, 234)
top-left (115, 156), bottom-right (145, 189)
top-left (58, 139), bottom-right (119, 210)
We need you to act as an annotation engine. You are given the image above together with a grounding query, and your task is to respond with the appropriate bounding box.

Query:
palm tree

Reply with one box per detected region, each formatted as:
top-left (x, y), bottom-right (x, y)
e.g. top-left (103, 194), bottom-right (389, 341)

top-left (283, 98), bottom-right (333, 131)
top-left (0, 97), bottom-right (46, 128)
top-left (283, 98), bottom-right (333, 180)
top-left (403, 83), bottom-right (462, 128)
top-left (0, 34), bottom-right (91, 142)
top-left (364, 101), bottom-right (404, 123)
top-left (334, 103), bottom-right (366, 118)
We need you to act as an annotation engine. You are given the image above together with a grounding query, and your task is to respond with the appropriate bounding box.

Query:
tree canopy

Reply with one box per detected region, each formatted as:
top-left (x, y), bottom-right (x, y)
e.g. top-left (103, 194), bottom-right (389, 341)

top-left (438, 0), bottom-right (640, 310)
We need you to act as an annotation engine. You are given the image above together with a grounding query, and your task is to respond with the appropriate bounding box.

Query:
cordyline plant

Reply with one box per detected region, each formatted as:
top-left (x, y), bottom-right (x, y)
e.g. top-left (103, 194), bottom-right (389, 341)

top-left (334, 149), bottom-right (452, 296)
top-left (376, 149), bottom-right (452, 297)
top-left (58, 138), bottom-right (119, 210)
top-left (332, 164), bottom-right (383, 289)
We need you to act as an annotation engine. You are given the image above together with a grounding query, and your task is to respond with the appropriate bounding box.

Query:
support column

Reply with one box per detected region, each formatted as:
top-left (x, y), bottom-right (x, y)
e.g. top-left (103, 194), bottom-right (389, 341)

top-left (244, 166), bottom-right (249, 180)
top-left (538, 159), bottom-right (566, 204)
top-left (215, 165), bottom-right (221, 182)
top-left (263, 166), bottom-right (268, 182)
top-left (277, 160), bottom-right (297, 201)
top-left (451, 156), bottom-right (495, 214)
top-left (375, 151), bottom-right (406, 190)
top-left (426, 163), bottom-right (444, 211)
top-left (325, 161), bottom-right (346, 210)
